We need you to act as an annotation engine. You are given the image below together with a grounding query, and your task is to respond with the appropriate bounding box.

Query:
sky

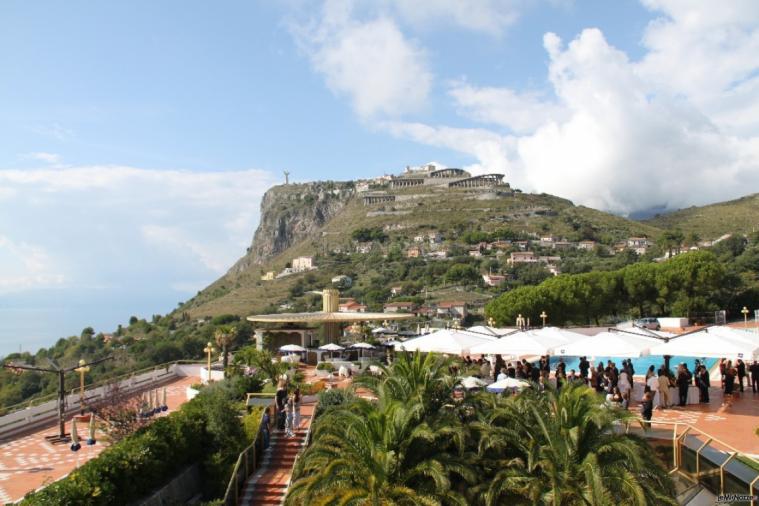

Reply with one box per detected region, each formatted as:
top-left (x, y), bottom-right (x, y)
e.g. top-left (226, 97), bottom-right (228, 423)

top-left (1, 0), bottom-right (758, 355)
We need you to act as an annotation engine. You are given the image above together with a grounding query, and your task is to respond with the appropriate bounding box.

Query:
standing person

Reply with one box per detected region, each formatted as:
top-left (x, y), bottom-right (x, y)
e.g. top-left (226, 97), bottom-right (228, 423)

top-left (595, 363), bottom-right (605, 393)
top-left (618, 368), bottom-right (632, 400)
top-left (724, 365), bottom-right (736, 401)
top-left (641, 386), bottom-right (654, 430)
top-left (657, 369), bottom-right (671, 409)
top-left (293, 387), bottom-right (302, 430)
top-left (736, 359), bottom-right (746, 392)
top-left (697, 365), bottom-right (710, 403)
top-left (579, 357), bottom-right (589, 386)
top-left (645, 365), bottom-right (656, 382)
top-left (646, 368), bottom-right (659, 397)
top-left (676, 364), bottom-right (690, 407)
top-left (285, 394), bottom-right (295, 438)
top-left (275, 380), bottom-right (288, 431)
top-left (750, 360), bottom-right (759, 393)
top-left (262, 407), bottom-right (271, 449)
top-left (719, 358), bottom-right (726, 389)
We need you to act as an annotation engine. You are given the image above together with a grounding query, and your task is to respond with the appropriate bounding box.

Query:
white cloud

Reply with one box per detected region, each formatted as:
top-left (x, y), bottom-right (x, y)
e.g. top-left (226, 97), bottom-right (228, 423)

top-left (385, 4), bottom-right (759, 214)
top-left (448, 81), bottom-right (567, 133)
top-left (23, 152), bottom-right (63, 164)
top-left (386, 0), bottom-right (522, 36)
top-left (0, 165), bottom-right (277, 294)
top-left (292, 0), bottom-right (432, 118)
top-left (0, 236), bottom-right (65, 293)
top-left (637, 0), bottom-right (759, 136)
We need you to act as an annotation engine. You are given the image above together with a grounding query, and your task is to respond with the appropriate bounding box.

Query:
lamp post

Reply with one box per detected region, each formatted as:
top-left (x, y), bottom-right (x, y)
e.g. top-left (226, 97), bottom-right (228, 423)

top-left (74, 359), bottom-right (90, 415)
top-left (741, 306), bottom-right (749, 328)
top-left (487, 317), bottom-right (496, 328)
top-left (204, 342), bottom-right (215, 383)
top-left (540, 311), bottom-right (548, 327)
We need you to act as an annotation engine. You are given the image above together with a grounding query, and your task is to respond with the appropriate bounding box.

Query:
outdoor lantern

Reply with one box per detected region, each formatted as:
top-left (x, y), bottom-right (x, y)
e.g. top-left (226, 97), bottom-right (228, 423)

top-left (70, 418), bottom-right (81, 452)
top-left (87, 415), bottom-right (96, 445)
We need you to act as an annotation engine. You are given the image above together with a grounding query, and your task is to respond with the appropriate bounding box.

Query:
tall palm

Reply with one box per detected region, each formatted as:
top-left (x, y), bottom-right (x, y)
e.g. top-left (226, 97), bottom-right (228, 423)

top-left (232, 346), bottom-right (287, 386)
top-left (287, 397), bottom-right (472, 505)
top-left (214, 325), bottom-right (237, 369)
top-left (472, 383), bottom-right (676, 505)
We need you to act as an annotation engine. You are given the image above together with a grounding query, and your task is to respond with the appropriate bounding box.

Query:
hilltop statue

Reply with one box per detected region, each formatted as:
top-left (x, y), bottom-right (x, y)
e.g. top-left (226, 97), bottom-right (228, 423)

top-left (283, 170), bottom-right (290, 185)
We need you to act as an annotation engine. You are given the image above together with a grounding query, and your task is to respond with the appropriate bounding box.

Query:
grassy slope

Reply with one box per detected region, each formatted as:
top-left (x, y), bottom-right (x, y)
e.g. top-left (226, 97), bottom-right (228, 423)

top-left (643, 193), bottom-right (759, 238)
top-left (183, 189), bottom-right (663, 318)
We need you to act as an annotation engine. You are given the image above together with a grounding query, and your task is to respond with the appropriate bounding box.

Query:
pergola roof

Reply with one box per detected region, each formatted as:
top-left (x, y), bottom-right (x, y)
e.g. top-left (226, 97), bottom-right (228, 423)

top-left (247, 311), bottom-right (415, 324)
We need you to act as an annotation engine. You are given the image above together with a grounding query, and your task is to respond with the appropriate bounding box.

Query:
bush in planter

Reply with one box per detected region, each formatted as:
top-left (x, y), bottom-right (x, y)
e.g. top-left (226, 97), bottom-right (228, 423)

top-left (315, 362), bottom-right (334, 371)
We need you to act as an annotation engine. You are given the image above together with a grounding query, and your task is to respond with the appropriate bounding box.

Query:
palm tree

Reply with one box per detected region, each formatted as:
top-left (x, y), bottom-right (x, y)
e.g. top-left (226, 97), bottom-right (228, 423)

top-left (214, 325), bottom-right (237, 369)
top-left (286, 397), bottom-right (471, 505)
top-left (472, 383), bottom-right (676, 505)
top-left (232, 346), bottom-right (287, 386)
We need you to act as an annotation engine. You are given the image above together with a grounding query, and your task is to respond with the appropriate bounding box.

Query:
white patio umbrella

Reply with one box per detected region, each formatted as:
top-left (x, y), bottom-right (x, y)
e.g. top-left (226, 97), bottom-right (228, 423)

top-left (486, 377), bottom-right (530, 393)
top-left (707, 326), bottom-right (759, 345)
top-left (460, 376), bottom-right (487, 389)
top-left (319, 343), bottom-right (345, 351)
top-left (371, 327), bottom-right (391, 334)
top-left (394, 329), bottom-right (497, 355)
top-left (350, 342), bottom-right (375, 358)
top-left (280, 344), bottom-right (307, 353)
top-left (554, 331), bottom-right (664, 358)
top-left (650, 329), bottom-right (758, 360)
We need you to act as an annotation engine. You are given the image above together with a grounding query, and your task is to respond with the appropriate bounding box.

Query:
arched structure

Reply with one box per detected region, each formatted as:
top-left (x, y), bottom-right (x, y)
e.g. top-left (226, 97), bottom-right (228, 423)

top-left (447, 174), bottom-right (504, 188)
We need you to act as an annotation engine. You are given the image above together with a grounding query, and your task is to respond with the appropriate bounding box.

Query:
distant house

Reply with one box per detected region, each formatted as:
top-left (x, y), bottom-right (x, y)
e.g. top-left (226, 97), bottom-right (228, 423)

top-left (339, 299), bottom-right (367, 313)
top-left (391, 285), bottom-right (403, 296)
top-left (577, 240), bottom-right (597, 251)
top-left (538, 255), bottom-right (561, 264)
top-left (626, 237), bottom-right (651, 254)
top-left (406, 246), bottom-right (422, 258)
top-left (489, 240), bottom-right (512, 250)
top-left (468, 249), bottom-right (482, 258)
top-left (437, 301), bottom-right (468, 319)
top-left (482, 274), bottom-right (507, 287)
top-left (413, 234), bottom-right (426, 243)
top-left (539, 236), bottom-right (557, 247)
top-left (356, 182), bottom-right (370, 193)
top-left (384, 301), bottom-right (417, 313)
top-left (428, 231), bottom-right (443, 244)
top-left (553, 241), bottom-right (573, 250)
top-left (507, 251), bottom-right (537, 265)
top-left (261, 271), bottom-right (275, 281)
top-left (426, 249), bottom-right (448, 260)
top-left (547, 265), bottom-right (561, 276)
top-left (515, 240), bottom-right (530, 251)
top-left (415, 305), bottom-right (436, 318)
top-left (332, 275), bottom-right (352, 288)
top-left (292, 256), bottom-right (314, 272)
top-left (356, 242), bottom-right (373, 254)
top-left (101, 333), bottom-right (114, 343)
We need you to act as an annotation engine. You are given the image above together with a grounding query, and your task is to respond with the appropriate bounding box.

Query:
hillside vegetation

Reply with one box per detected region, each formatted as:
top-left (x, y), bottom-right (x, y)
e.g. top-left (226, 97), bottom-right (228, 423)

top-left (183, 184), bottom-right (664, 318)
top-left (644, 193), bottom-right (759, 237)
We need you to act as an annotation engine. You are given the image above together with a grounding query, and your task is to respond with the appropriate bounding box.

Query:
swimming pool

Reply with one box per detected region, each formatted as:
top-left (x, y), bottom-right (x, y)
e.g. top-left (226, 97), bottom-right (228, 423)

top-left (546, 355), bottom-right (717, 375)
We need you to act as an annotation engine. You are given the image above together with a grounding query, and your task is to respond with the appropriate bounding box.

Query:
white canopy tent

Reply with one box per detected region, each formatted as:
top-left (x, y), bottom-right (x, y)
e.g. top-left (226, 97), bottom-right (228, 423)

top-left (466, 325), bottom-right (518, 338)
top-left (486, 377), bottom-right (530, 393)
top-left (554, 331), bottom-right (664, 358)
top-left (394, 329), bottom-right (497, 355)
top-left (470, 327), bottom-right (584, 357)
top-left (650, 328), bottom-right (758, 360)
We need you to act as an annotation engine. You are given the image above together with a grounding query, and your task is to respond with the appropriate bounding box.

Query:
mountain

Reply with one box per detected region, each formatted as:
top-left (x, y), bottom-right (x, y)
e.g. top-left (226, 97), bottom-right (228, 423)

top-left (642, 193), bottom-right (759, 238)
top-left (180, 171), bottom-right (664, 320)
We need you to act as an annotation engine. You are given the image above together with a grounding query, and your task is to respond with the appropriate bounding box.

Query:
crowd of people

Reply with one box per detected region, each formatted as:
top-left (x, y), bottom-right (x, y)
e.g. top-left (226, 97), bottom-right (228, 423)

top-left (462, 354), bottom-right (759, 425)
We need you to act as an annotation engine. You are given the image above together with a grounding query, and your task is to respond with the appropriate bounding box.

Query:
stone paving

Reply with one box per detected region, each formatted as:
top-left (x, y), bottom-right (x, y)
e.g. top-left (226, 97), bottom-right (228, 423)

top-left (0, 375), bottom-right (198, 504)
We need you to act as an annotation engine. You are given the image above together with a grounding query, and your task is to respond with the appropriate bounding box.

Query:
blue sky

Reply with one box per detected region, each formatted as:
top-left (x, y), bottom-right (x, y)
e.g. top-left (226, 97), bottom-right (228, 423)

top-left (1, 0), bottom-right (758, 355)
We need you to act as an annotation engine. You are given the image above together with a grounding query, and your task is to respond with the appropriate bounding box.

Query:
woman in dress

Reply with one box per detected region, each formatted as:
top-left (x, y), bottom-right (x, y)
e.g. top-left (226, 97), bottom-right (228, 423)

top-left (285, 394), bottom-right (295, 438)
top-left (293, 387), bottom-right (302, 430)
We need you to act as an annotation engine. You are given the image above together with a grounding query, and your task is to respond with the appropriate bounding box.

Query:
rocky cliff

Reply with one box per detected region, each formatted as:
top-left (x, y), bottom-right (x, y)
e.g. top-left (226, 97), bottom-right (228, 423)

top-left (228, 181), bottom-right (355, 274)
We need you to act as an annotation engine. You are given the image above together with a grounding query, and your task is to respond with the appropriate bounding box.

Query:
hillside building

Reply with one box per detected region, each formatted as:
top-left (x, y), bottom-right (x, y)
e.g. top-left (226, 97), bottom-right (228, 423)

top-left (482, 274), bottom-right (507, 287)
top-left (437, 301), bottom-right (468, 319)
top-left (577, 240), bottom-right (597, 250)
top-left (383, 301), bottom-right (417, 313)
top-left (261, 271), bottom-right (275, 281)
top-left (507, 251), bottom-right (537, 265)
top-left (338, 298), bottom-right (366, 312)
top-left (406, 246), bottom-right (422, 258)
top-left (292, 256), bottom-right (315, 272)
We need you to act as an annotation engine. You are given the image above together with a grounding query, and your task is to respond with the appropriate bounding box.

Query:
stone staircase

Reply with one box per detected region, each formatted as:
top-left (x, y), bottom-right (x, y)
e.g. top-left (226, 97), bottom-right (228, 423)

top-left (238, 427), bottom-right (308, 505)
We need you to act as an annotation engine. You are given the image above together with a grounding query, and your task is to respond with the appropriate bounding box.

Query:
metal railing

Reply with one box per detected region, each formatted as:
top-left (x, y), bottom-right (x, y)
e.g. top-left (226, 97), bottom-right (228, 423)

top-left (0, 359), bottom-right (205, 415)
top-left (626, 419), bottom-right (759, 505)
top-left (222, 399), bottom-right (276, 506)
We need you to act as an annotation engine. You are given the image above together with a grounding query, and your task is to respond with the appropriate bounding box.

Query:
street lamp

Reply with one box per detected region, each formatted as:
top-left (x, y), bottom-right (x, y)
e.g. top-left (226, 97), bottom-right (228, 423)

top-left (204, 341), bottom-right (215, 382)
top-left (74, 359), bottom-right (90, 415)
top-left (741, 306), bottom-right (750, 328)
top-left (540, 311), bottom-right (548, 327)
top-left (487, 317), bottom-right (496, 328)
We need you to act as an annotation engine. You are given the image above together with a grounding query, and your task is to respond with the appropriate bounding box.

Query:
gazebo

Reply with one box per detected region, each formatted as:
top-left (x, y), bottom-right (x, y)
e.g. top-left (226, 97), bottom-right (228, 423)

top-left (247, 288), bottom-right (414, 350)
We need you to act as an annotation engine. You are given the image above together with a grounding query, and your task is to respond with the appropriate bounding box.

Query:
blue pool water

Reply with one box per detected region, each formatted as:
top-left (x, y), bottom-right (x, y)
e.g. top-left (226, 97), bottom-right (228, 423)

top-left (546, 355), bottom-right (717, 375)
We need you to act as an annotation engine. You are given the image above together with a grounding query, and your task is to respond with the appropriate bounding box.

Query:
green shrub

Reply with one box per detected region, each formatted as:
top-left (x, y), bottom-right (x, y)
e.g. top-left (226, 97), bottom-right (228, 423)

top-left (316, 362), bottom-right (334, 371)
